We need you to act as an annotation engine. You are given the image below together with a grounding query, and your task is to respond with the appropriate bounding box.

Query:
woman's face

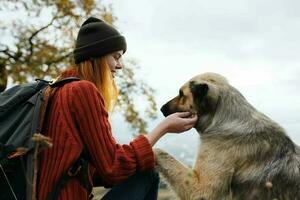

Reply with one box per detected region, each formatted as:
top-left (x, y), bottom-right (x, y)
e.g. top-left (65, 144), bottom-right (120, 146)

top-left (105, 50), bottom-right (124, 78)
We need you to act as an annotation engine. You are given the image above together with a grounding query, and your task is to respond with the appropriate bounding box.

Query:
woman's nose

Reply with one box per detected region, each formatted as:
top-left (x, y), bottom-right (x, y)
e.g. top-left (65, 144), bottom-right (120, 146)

top-left (116, 61), bottom-right (123, 69)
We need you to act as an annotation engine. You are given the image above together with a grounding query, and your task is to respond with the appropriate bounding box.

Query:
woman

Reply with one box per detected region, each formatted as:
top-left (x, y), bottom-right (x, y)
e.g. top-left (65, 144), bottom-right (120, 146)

top-left (38, 17), bottom-right (197, 200)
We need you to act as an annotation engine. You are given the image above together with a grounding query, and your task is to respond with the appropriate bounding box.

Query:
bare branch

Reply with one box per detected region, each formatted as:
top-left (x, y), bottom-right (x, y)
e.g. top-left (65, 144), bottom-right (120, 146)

top-left (0, 44), bottom-right (9, 52)
top-left (0, 45), bottom-right (18, 60)
top-left (45, 51), bottom-right (72, 66)
top-left (28, 14), bottom-right (58, 58)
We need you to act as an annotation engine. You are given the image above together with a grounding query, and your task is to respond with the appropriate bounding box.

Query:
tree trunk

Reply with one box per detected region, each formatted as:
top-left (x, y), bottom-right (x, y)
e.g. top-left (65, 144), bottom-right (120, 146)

top-left (0, 64), bottom-right (7, 92)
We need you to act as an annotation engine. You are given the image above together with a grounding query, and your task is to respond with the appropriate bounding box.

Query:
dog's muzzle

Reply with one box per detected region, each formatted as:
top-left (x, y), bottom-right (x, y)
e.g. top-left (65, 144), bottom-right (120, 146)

top-left (160, 104), bottom-right (170, 117)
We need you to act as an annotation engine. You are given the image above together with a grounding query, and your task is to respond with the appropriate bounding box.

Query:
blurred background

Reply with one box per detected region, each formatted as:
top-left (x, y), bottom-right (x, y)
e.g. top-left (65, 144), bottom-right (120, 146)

top-left (1, 0), bottom-right (299, 199)
top-left (110, 0), bottom-right (300, 166)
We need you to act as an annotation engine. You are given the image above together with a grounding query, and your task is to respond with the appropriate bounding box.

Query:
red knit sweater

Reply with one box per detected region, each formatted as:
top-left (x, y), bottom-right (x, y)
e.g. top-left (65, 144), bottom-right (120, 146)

top-left (38, 69), bottom-right (155, 200)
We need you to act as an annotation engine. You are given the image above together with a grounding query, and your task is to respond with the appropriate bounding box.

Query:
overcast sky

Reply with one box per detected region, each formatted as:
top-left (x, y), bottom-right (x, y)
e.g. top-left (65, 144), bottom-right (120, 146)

top-left (104, 0), bottom-right (300, 155)
top-left (2, 0), bottom-right (299, 163)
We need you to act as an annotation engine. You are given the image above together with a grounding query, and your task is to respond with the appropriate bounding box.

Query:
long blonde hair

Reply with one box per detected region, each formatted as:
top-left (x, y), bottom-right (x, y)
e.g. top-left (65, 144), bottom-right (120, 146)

top-left (77, 57), bottom-right (118, 111)
top-left (58, 57), bottom-right (118, 111)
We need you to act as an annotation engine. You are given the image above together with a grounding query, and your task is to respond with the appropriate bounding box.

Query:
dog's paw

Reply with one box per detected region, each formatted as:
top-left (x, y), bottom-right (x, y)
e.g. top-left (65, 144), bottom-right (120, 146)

top-left (153, 148), bottom-right (172, 166)
top-left (153, 148), bottom-right (168, 157)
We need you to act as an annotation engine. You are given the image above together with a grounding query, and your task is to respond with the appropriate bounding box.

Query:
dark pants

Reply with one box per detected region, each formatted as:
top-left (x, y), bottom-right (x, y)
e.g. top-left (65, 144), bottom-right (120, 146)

top-left (101, 170), bottom-right (160, 200)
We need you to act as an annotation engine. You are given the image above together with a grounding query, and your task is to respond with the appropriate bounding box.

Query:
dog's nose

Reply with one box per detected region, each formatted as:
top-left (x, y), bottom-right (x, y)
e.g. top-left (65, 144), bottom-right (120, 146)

top-left (160, 104), bottom-right (169, 117)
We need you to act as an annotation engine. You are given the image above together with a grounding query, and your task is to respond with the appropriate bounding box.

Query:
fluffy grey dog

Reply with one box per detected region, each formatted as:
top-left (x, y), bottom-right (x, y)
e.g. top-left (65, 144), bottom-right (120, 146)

top-left (155, 72), bottom-right (300, 200)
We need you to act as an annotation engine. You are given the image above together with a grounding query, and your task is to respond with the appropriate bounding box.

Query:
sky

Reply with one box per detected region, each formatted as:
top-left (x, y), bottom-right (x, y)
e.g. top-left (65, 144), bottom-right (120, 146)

top-left (103, 0), bottom-right (300, 163)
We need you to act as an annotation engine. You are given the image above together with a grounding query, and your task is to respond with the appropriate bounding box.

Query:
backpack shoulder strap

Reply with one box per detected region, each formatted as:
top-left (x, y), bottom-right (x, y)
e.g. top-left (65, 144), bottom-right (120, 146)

top-left (45, 154), bottom-right (92, 200)
top-left (31, 77), bottom-right (81, 200)
top-left (49, 77), bottom-right (80, 88)
top-left (37, 77), bottom-right (80, 133)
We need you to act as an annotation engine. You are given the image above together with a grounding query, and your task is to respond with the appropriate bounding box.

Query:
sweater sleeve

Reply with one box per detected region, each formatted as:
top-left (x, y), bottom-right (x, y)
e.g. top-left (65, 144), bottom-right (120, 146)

top-left (70, 81), bottom-right (155, 185)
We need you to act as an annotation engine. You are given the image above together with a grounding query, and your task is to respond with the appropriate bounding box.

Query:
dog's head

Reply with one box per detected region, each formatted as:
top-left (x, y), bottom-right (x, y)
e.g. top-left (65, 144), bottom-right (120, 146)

top-left (161, 72), bottom-right (231, 133)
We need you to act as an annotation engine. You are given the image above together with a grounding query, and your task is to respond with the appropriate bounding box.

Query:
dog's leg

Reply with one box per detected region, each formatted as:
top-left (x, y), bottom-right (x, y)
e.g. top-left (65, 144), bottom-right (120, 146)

top-left (154, 148), bottom-right (233, 200)
top-left (154, 148), bottom-right (204, 199)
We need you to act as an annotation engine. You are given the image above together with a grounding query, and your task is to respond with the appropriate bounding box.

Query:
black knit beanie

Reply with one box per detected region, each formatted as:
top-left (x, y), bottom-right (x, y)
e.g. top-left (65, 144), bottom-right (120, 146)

top-left (73, 17), bottom-right (127, 64)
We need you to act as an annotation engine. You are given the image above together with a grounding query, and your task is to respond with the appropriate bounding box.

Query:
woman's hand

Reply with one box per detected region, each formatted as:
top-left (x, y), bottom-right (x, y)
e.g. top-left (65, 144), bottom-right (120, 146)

top-left (145, 112), bottom-right (198, 146)
top-left (161, 112), bottom-right (198, 133)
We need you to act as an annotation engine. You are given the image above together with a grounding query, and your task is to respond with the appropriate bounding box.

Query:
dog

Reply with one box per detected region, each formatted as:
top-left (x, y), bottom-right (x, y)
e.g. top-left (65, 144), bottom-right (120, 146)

top-left (155, 72), bottom-right (300, 200)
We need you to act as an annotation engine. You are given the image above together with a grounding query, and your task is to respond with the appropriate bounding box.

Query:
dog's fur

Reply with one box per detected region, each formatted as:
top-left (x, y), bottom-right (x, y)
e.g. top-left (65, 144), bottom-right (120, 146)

top-left (155, 72), bottom-right (300, 200)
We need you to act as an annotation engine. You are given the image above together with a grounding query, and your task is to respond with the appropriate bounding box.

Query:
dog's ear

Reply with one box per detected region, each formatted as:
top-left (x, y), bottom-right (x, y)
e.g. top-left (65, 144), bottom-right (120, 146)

top-left (189, 81), bottom-right (209, 103)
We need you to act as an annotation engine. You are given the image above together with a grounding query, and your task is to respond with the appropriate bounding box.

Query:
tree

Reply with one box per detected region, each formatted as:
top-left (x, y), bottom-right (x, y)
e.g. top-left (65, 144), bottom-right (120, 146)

top-left (0, 0), bottom-right (157, 133)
